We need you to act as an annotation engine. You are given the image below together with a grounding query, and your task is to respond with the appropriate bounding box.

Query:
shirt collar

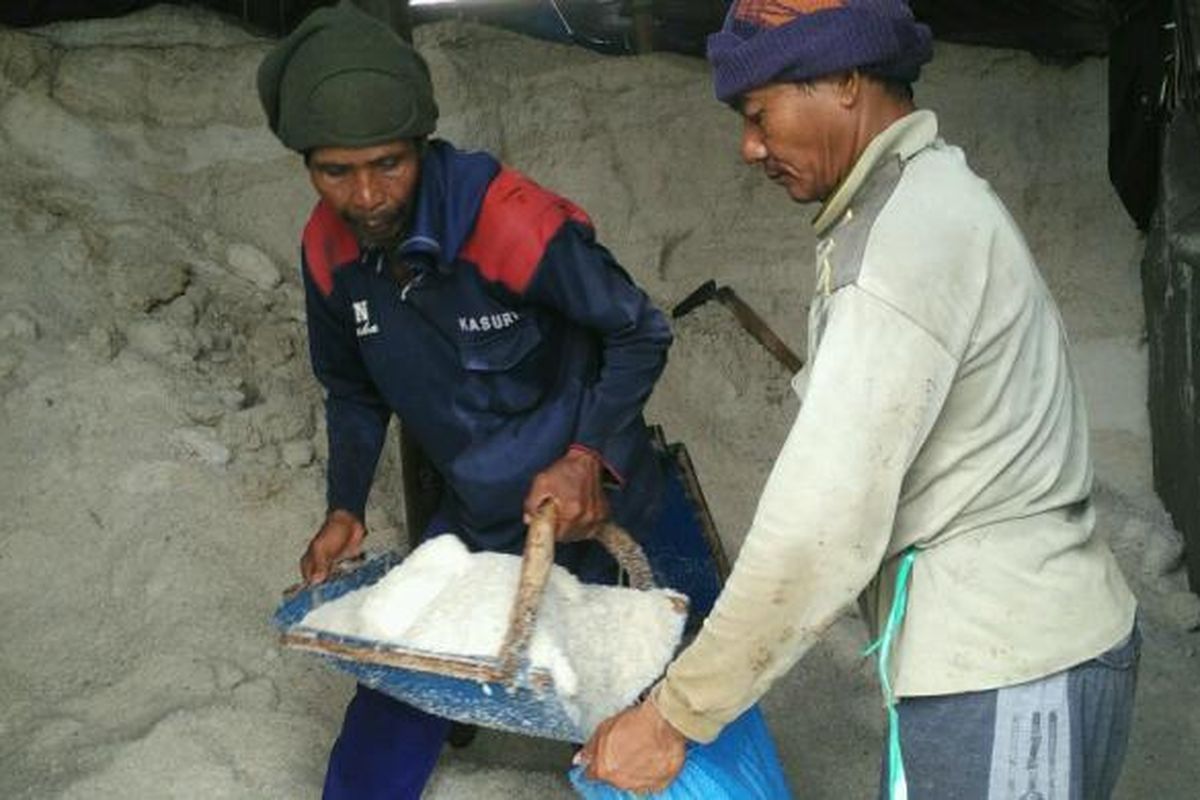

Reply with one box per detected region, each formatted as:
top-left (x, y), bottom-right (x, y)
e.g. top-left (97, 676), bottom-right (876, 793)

top-left (812, 109), bottom-right (938, 236)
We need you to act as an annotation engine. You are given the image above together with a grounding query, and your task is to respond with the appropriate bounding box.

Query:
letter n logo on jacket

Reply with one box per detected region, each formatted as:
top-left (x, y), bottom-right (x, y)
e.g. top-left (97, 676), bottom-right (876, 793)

top-left (353, 301), bottom-right (379, 338)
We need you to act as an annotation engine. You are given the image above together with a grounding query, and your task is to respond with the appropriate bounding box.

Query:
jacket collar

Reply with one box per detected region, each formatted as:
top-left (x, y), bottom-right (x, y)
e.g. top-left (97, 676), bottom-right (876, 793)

top-left (813, 109), bottom-right (938, 237)
top-left (396, 139), bottom-right (501, 272)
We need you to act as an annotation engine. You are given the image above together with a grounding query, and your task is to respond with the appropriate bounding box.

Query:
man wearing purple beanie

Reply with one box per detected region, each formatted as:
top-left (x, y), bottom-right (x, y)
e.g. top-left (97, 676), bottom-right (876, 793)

top-left (580, 2), bottom-right (1139, 798)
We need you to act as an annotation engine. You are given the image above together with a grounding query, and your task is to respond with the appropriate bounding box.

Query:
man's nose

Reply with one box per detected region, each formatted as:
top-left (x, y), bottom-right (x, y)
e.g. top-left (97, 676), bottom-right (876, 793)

top-left (350, 172), bottom-right (382, 211)
top-left (740, 126), bottom-right (767, 164)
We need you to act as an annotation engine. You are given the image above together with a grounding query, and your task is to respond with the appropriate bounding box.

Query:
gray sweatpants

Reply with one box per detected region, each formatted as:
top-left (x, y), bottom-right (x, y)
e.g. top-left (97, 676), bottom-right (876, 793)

top-left (878, 626), bottom-right (1140, 800)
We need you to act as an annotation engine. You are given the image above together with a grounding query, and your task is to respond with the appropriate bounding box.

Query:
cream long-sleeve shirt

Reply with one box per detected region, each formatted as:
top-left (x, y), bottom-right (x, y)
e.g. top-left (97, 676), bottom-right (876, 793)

top-left (653, 110), bottom-right (1136, 743)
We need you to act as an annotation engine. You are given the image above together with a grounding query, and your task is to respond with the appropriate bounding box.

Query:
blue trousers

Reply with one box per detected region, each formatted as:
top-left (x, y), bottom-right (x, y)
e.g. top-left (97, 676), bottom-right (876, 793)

top-left (322, 456), bottom-right (721, 799)
top-left (324, 685), bottom-right (451, 799)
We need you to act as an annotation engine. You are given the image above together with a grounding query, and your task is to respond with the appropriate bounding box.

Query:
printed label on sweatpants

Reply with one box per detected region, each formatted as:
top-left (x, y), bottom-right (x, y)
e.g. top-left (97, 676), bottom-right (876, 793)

top-left (988, 672), bottom-right (1071, 800)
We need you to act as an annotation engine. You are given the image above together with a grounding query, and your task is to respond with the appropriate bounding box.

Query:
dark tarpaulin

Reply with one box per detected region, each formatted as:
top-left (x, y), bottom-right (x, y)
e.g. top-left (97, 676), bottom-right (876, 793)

top-left (1108, 0), bottom-right (1173, 231)
top-left (0, 0), bottom-right (157, 26)
top-left (402, 1), bottom-right (728, 56)
top-left (0, 1), bottom-right (347, 32)
top-left (0, 2), bottom-right (729, 56)
top-left (910, 0), bottom-right (1172, 231)
top-left (911, 0), bottom-right (1112, 56)
top-left (162, 0), bottom-right (328, 34)
top-left (1143, 0), bottom-right (1200, 593)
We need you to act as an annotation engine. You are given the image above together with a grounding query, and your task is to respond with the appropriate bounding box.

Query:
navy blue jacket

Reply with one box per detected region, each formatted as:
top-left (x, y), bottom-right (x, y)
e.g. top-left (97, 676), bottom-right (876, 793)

top-left (301, 140), bottom-right (672, 555)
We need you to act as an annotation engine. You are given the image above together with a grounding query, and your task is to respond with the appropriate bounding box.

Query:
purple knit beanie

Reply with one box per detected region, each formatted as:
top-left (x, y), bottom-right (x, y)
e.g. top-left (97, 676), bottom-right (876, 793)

top-left (707, 0), bottom-right (933, 104)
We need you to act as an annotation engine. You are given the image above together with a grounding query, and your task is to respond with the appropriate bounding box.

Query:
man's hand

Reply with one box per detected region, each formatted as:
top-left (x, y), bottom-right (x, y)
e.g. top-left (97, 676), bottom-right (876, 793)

top-left (300, 508), bottom-right (366, 584)
top-left (578, 698), bottom-right (687, 793)
top-left (523, 447), bottom-right (609, 542)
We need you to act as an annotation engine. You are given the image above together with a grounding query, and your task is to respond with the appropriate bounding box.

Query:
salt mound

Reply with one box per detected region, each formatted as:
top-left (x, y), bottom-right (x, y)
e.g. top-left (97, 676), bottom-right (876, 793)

top-left (301, 535), bottom-right (687, 734)
top-left (359, 534), bottom-right (475, 641)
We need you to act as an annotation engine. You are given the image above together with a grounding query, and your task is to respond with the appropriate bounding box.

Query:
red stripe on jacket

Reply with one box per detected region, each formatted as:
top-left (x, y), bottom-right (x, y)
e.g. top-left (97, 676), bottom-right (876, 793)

top-left (459, 168), bottom-right (592, 294)
top-left (302, 201), bottom-right (360, 297)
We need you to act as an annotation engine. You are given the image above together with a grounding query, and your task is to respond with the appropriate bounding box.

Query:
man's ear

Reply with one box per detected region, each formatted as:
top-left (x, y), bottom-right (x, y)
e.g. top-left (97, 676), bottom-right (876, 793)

top-left (836, 70), bottom-right (862, 109)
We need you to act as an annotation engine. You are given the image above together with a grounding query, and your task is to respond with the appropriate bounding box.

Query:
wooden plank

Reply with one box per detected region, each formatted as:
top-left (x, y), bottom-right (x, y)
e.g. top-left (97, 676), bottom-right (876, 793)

top-left (280, 631), bottom-right (559, 691)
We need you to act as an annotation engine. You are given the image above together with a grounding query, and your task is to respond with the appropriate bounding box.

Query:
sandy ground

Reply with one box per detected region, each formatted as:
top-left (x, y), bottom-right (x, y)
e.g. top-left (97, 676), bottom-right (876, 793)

top-left (0, 5), bottom-right (1197, 798)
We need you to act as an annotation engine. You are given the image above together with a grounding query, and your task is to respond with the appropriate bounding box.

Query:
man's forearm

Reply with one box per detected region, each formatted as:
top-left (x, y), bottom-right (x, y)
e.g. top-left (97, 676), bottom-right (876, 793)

top-left (652, 288), bottom-right (957, 742)
top-left (571, 305), bottom-right (672, 476)
top-left (324, 394), bottom-right (389, 520)
top-left (651, 418), bottom-right (896, 742)
top-left (525, 227), bottom-right (673, 475)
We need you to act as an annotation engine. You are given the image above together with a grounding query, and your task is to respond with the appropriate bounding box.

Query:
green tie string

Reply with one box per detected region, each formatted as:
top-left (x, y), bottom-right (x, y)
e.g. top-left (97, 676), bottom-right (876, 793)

top-left (862, 549), bottom-right (917, 800)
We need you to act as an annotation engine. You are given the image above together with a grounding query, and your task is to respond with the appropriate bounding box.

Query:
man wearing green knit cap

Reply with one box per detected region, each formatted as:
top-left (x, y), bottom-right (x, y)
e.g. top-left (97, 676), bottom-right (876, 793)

top-left (580, 1), bottom-right (1139, 797)
top-left (257, 1), bottom-right (437, 154)
top-left (258, 2), bottom-right (724, 798)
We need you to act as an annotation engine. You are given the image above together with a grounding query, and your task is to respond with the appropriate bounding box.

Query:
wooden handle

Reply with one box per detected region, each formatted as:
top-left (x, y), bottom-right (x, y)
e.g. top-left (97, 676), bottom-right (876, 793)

top-left (595, 523), bottom-right (656, 590)
top-left (496, 503), bottom-right (557, 684)
top-left (718, 288), bottom-right (805, 374)
top-left (494, 513), bottom-right (662, 685)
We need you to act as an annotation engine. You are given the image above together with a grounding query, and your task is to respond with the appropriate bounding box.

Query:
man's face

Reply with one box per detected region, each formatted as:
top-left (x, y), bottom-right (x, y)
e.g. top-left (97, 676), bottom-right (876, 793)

top-left (738, 80), bottom-right (855, 204)
top-left (307, 139), bottom-right (421, 248)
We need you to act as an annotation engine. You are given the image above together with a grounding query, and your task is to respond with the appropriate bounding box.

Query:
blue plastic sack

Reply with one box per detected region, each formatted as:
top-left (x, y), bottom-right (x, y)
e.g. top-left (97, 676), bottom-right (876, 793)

top-left (569, 705), bottom-right (792, 799)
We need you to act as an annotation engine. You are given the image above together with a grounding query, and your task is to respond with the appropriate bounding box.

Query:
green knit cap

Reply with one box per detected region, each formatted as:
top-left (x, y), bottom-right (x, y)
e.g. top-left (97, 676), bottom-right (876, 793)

top-left (257, 0), bottom-right (439, 152)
